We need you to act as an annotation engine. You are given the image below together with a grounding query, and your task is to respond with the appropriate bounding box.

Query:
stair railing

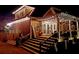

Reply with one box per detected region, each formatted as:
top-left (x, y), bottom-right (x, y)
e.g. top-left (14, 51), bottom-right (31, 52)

top-left (21, 34), bottom-right (30, 43)
top-left (39, 40), bottom-right (45, 53)
top-left (39, 37), bottom-right (55, 53)
top-left (39, 42), bottom-right (42, 53)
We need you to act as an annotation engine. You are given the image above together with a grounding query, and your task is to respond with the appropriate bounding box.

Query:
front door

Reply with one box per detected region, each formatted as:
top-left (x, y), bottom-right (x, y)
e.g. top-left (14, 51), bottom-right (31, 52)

top-left (42, 21), bottom-right (53, 35)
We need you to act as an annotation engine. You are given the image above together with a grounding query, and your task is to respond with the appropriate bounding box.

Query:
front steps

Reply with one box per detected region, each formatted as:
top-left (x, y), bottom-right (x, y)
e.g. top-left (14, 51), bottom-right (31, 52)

top-left (20, 33), bottom-right (79, 54)
top-left (21, 37), bottom-right (79, 54)
top-left (21, 38), bottom-right (55, 54)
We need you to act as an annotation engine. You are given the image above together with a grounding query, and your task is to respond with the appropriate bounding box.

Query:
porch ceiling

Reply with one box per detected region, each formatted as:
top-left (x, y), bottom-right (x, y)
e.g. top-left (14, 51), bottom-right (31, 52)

top-left (31, 16), bottom-right (55, 22)
top-left (58, 12), bottom-right (79, 21)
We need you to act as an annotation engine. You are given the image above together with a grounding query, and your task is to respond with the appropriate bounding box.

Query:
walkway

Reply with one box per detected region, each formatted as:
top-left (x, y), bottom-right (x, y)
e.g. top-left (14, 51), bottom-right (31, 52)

top-left (0, 41), bottom-right (30, 54)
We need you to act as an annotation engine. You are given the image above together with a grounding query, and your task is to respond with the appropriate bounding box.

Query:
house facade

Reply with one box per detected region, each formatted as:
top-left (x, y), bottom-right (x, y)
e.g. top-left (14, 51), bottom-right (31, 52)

top-left (6, 5), bottom-right (35, 45)
top-left (5, 5), bottom-right (79, 45)
top-left (30, 7), bottom-right (79, 42)
top-left (31, 16), bottom-right (58, 39)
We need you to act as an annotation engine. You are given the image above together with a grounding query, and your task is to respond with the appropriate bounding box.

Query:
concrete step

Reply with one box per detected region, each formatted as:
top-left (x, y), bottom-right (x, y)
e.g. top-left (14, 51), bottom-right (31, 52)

top-left (45, 41), bottom-right (54, 44)
top-left (21, 45), bottom-right (39, 54)
top-left (21, 38), bottom-right (55, 54)
top-left (43, 43), bottom-right (51, 47)
top-left (25, 42), bottom-right (48, 50)
top-left (23, 43), bottom-right (45, 52)
top-left (27, 40), bottom-right (39, 44)
top-left (27, 40), bottom-right (52, 47)
top-left (28, 39), bottom-right (43, 42)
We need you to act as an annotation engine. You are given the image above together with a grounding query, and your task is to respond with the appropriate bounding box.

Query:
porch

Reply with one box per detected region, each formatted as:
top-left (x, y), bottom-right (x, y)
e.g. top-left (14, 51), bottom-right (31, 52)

top-left (30, 17), bottom-right (58, 40)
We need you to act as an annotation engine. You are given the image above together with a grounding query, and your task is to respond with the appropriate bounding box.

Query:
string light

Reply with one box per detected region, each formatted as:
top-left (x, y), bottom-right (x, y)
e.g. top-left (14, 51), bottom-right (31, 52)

top-left (7, 17), bottom-right (30, 27)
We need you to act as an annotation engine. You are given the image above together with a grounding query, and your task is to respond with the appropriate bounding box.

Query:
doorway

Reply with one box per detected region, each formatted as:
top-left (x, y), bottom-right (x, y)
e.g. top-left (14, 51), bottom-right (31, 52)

top-left (42, 21), bottom-right (57, 35)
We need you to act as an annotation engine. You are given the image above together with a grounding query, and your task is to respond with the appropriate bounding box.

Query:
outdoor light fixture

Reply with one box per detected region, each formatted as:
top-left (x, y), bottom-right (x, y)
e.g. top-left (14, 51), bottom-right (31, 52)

top-left (6, 21), bottom-right (14, 27)
top-left (6, 17), bottom-right (30, 27)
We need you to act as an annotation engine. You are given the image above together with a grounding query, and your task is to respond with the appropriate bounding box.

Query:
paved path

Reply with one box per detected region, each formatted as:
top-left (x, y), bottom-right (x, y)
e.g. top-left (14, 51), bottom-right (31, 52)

top-left (0, 41), bottom-right (30, 54)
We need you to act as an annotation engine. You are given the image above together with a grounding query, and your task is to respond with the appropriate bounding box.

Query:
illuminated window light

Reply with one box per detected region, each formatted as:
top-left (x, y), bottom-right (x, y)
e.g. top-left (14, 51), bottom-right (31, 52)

top-left (7, 17), bottom-right (30, 27)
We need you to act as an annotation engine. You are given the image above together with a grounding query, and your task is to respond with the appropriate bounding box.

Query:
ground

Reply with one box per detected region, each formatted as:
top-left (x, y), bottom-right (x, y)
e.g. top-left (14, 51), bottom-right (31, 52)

top-left (0, 41), bottom-right (30, 54)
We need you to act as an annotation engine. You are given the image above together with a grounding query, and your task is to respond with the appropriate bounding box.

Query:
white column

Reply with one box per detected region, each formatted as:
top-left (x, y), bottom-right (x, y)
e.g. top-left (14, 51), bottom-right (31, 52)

top-left (54, 43), bottom-right (58, 52)
top-left (30, 19), bottom-right (32, 39)
top-left (42, 23), bottom-right (45, 35)
top-left (76, 21), bottom-right (78, 30)
top-left (69, 20), bottom-right (73, 40)
top-left (30, 25), bottom-right (32, 39)
top-left (69, 20), bottom-right (71, 37)
top-left (45, 24), bottom-right (48, 35)
top-left (65, 40), bottom-right (67, 50)
top-left (58, 20), bottom-right (61, 42)
top-left (58, 28), bottom-right (61, 40)
top-left (76, 21), bottom-right (79, 39)
top-left (53, 24), bottom-right (54, 33)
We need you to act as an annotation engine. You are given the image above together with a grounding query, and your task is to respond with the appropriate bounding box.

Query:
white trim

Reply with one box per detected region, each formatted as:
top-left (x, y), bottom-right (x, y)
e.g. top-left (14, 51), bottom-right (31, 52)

top-left (76, 21), bottom-right (78, 31)
top-left (12, 5), bottom-right (25, 14)
top-left (7, 17), bottom-right (30, 26)
top-left (69, 20), bottom-right (72, 38)
top-left (12, 5), bottom-right (35, 14)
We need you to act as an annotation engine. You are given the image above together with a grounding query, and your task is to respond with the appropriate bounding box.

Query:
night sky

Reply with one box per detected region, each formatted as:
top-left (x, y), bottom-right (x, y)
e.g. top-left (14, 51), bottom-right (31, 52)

top-left (0, 5), bottom-right (21, 16)
top-left (0, 5), bottom-right (79, 17)
top-left (30, 5), bottom-right (79, 17)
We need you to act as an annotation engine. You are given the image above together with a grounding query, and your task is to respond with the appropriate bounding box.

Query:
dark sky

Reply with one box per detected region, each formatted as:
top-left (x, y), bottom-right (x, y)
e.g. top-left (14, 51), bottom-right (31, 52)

top-left (0, 5), bottom-right (21, 16)
top-left (30, 5), bottom-right (79, 17)
top-left (0, 5), bottom-right (79, 17)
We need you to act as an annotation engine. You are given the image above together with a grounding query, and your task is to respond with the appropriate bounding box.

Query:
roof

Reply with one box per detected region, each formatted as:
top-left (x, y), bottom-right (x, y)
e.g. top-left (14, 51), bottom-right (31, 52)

top-left (12, 5), bottom-right (61, 17)
top-left (58, 12), bottom-right (79, 21)
top-left (31, 16), bottom-right (55, 21)
top-left (31, 6), bottom-right (61, 17)
top-left (12, 5), bottom-right (35, 14)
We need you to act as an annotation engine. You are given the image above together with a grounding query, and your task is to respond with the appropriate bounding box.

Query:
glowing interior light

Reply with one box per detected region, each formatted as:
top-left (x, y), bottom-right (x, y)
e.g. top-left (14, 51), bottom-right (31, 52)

top-left (7, 17), bottom-right (30, 27)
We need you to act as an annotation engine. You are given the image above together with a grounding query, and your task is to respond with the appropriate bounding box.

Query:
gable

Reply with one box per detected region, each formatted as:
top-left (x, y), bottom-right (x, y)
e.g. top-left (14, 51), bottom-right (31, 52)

top-left (43, 7), bottom-right (56, 17)
top-left (13, 5), bottom-right (35, 20)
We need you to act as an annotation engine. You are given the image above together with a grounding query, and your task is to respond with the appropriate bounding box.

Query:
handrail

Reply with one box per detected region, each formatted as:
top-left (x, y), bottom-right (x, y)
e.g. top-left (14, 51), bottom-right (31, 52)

top-left (21, 33), bottom-right (30, 39)
top-left (39, 36), bottom-right (55, 53)
top-left (39, 31), bottom-right (78, 53)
